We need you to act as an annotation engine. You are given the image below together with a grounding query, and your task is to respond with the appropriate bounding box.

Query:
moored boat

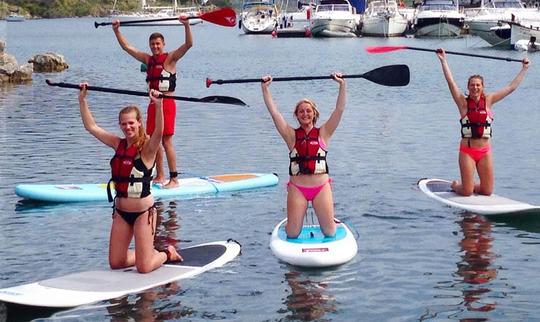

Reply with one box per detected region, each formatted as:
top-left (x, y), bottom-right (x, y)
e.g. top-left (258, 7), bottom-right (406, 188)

top-left (310, 0), bottom-right (361, 37)
top-left (240, 0), bottom-right (280, 34)
top-left (464, 0), bottom-right (539, 47)
top-left (413, 0), bottom-right (465, 37)
top-left (361, 0), bottom-right (408, 37)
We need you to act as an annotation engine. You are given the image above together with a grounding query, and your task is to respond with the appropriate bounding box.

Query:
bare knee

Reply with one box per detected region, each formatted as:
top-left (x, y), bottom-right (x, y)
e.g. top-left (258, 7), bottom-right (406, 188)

top-left (136, 262), bottom-right (155, 274)
top-left (285, 225), bottom-right (301, 239)
top-left (109, 260), bottom-right (126, 270)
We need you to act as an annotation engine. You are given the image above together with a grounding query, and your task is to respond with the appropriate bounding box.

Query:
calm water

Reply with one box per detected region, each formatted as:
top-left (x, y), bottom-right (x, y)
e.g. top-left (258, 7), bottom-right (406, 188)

top-left (1, 18), bottom-right (540, 321)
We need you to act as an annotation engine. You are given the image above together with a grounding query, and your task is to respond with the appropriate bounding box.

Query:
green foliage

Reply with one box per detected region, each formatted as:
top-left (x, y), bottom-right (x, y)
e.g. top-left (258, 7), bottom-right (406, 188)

top-left (4, 0), bottom-right (235, 18)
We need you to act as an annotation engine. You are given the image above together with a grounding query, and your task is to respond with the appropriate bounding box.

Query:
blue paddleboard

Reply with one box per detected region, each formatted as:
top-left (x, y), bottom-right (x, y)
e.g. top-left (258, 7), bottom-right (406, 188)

top-left (15, 173), bottom-right (278, 203)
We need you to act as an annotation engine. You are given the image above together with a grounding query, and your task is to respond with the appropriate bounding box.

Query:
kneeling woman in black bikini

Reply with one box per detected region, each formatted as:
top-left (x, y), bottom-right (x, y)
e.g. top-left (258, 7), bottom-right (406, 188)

top-left (78, 83), bottom-right (182, 273)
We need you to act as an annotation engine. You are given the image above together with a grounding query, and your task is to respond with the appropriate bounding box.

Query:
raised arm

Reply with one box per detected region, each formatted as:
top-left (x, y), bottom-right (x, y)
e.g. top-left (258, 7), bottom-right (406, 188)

top-left (165, 15), bottom-right (193, 69)
top-left (488, 58), bottom-right (530, 105)
top-left (141, 89), bottom-right (164, 165)
top-left (437, 49), bottom-right (467, 113)
top-left (78, 83), bottom-right (120, 149)
top-left (261, 76), bottom-right (296, 148)
top-left (112, 20), bottom-right (149, 64)
top-left (320, 73), bottom-right (346, 142)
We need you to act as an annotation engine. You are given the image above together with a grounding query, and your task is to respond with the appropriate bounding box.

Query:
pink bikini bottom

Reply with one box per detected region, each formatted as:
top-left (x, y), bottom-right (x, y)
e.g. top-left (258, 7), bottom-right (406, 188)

top-left (287, 178), bottom-right (333, 202)
top-left (459, 144), bottom-right (491, 163)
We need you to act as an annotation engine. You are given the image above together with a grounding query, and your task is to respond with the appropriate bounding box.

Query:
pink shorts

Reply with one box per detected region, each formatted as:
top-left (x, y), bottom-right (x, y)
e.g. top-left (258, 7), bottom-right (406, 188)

top-left (287, 178), bottom-right (333, 202)
top-left (146, 98), bottom-right (176, 136)
top-left (460, 144), bottom-right (491, 163)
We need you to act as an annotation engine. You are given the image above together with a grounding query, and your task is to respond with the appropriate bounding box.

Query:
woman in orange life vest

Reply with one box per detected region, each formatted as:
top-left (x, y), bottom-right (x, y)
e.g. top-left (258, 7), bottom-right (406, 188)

top-left (78, 84), bottom-right (182, 273)
top-left (112, 15), bottom-right (193, 189)
top-left (436, 48), bottom-right (530, 196)
top-left (261, 73), bottom-right (346, 238)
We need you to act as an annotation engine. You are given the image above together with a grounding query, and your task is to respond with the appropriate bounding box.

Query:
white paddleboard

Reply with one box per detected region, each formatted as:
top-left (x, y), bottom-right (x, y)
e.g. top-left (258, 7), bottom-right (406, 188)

top-left (15, 172), bottom-right (278, 203)
top-left (418, 178), bottom-right (540, 215)
top-left (0, 240), bottom-right (241, 308)
top-left (269, 218), bottom-right (358, 267)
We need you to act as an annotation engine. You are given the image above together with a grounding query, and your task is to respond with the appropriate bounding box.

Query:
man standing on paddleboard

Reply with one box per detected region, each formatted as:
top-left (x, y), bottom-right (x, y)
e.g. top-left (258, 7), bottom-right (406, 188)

top-left (112, 15), bottom-right (193, 189)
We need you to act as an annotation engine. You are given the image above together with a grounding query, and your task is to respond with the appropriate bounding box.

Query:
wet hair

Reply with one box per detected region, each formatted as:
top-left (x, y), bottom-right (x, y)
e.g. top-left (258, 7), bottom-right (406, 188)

top-left (294, 98), bottom-right (320, 125)
top-left (149, 32), bottom-right (165, 42)
top-left (118, 105), bottom-right (147, 151)
top-left (468, 74), bottom-right (484, 87)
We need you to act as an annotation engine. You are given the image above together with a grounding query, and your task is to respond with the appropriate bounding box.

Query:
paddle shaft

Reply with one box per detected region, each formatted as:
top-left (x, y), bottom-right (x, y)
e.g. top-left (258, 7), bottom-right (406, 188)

top-left (95, 16), bottom-right (198, 28)
top-left (406, 46), bottom-right (523, 62)
top-left (45, 80), bottom-right (247, 106)
top-left (47, 81), bottom-right (204, 102)
top-left (211, 74), bottom-right (362, 85)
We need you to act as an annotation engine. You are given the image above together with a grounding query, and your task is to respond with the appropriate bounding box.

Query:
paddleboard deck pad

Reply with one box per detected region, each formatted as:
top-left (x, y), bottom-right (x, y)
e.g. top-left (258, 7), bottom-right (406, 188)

top-left (15, 172), bottom-right (278, 203)
top-left (269, 218), bottom-right (358, 267)
top-left (0, 240), bottom-right (241, 308)
top-left (418, 178), bottom-right (540, 215)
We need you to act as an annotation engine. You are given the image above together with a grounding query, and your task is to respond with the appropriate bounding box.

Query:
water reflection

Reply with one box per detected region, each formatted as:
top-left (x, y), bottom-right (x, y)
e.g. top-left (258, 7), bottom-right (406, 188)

top-left (282, 270), bottom-right (336, 321)
top-left (456, 213), bottom-right (497, 315)
top-left (106, 283), bottom-right (187, 321)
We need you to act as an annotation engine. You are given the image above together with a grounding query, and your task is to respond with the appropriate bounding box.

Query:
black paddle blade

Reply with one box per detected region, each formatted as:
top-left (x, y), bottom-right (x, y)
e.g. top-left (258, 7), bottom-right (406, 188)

top-left (198, 95), bottom-right (248, 107)
top-left (359, 64), bottom-right (410, 87)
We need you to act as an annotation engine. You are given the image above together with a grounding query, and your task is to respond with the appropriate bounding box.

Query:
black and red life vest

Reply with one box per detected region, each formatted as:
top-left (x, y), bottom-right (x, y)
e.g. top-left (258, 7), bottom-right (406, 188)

top-left (460, 94), bottom-right (493, 139)
top-left (289, 127), bottom-right (328, 176)
top-left (146, 53), bottom-right (176, 92)
top-left (107, 139), bottom-right (154, 202)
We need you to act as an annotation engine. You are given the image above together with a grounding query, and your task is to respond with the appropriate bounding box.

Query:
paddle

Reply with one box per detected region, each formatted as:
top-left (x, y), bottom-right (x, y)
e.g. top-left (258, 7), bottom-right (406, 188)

top-left (365, 45), bottom-right (524, 62)
top-left (45, 80), bottom-right (247, 106)
top-left (94, 7), bottom-right (237, 28)
top-left (206, 64), bottom-right (410, 88)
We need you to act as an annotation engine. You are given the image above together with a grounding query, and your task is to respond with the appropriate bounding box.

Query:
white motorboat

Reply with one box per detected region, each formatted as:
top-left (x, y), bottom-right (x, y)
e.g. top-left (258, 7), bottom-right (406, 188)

top-left (514, 36), bottom-right (540, 51)
top-left (310, 0), bottom-right (361, 37)
top-left (6, 13), bottom-right (25, 22)
top-left (361, 0), bottom-right (408, 37)
top-left (413, 0), bottom-right (465, 37)
top-left (240, 0), bottom-right (280, 34)
top-left (464, 0), bottom-right (539, 47)
top-left (508, 19), bottom-right (540, 47)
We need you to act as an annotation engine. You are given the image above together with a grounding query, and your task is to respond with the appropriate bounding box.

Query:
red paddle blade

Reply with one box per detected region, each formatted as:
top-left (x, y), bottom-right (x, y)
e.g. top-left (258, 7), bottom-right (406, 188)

top-left (365, 45), bottom-right (408, 53)
top-left (200, 7), bottom-right (237, 27)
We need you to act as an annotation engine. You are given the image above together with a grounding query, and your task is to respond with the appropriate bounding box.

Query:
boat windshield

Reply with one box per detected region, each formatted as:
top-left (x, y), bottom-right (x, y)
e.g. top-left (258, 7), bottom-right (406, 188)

top-left (489, 0), bottom-right (524, 8)
top-left (421, 0), bottom-right (457, 10)
top-left (317, 4), bottom-right (351, 11)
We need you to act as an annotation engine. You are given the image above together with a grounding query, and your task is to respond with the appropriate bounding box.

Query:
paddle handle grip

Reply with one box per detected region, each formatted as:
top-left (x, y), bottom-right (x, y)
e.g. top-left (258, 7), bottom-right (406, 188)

top-left (406, 46), bottom-right (523, 62)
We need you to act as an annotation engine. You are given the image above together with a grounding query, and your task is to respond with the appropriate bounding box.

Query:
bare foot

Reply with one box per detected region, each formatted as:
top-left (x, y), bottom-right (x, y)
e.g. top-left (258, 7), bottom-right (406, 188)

top-left (166, 245), bottom-right (183, 262)
top-left (163, 178), bottom-right (179, 189)
top-left (153, 176), bottom-right (166, 185)
top-left (450, 180), bottom-right (459, 192)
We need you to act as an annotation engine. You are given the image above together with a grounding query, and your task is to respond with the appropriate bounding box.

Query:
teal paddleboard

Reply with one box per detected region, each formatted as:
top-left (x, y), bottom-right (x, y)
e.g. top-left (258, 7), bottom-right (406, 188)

top-left (16, 173), bottom-right (278, 203)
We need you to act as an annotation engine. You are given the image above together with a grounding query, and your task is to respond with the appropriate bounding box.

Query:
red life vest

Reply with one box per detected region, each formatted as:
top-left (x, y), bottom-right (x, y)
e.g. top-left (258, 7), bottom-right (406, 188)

top-left (107, 139), bottom-right (154, 202)
top-left (146, 53), bottom-right (176, 92)
top-left (461, 94), bottom-right (493, 139)
top-left (289, 127), bottom-right (328, 175)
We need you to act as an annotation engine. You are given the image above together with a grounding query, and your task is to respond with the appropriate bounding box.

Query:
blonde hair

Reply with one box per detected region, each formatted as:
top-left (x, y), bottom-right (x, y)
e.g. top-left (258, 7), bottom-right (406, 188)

top-left (118, 105), bottom-right (147, 151)
top-left (294, 98), bottom-right (320, 125)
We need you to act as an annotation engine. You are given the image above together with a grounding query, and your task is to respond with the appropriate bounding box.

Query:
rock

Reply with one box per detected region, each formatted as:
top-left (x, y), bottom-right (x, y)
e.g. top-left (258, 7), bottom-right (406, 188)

top-left (28, 52), bottom-right (69, 72)
top-left (0, 52), bottom-right (33, 84)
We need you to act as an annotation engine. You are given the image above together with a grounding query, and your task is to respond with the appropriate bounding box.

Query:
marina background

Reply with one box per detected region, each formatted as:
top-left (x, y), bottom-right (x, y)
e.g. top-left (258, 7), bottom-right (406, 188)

top-left (1, 17), bottom-right (540, 321)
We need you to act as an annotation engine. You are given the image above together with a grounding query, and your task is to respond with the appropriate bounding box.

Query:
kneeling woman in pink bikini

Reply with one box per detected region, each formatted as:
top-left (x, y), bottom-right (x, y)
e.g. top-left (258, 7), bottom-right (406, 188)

top-left (436, 49), bottom-right (529, 196)
top-left (261, 73), bottom-right (346, 238)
